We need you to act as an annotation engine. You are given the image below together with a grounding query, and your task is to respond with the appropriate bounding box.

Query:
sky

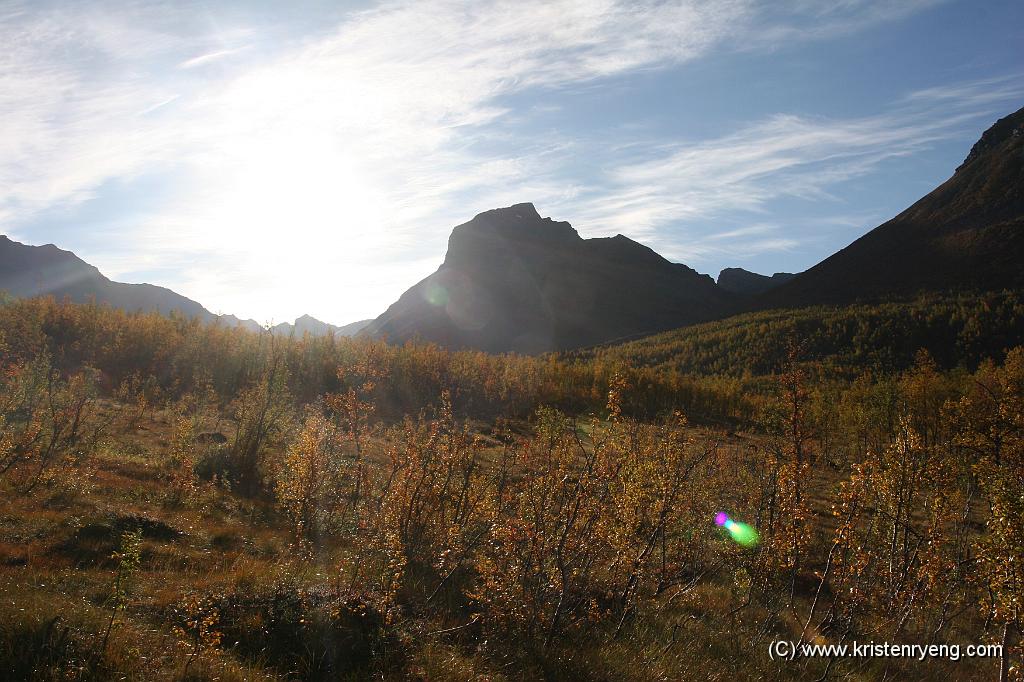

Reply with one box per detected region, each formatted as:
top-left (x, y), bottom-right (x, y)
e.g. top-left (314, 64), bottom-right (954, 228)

top-left (1, 0), bottom-right (1022, 326)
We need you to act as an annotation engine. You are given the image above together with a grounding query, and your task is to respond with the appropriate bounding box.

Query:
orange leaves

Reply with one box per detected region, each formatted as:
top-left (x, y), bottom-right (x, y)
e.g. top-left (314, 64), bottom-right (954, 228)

top-left (173, 594), bottom-right (222, 661)
top-left (473, 408), bottom-right (710, 646)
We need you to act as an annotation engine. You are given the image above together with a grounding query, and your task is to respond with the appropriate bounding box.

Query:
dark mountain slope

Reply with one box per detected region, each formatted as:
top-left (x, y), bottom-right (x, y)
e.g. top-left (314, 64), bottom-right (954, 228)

top-left (763, 106), bottom-right (1024, 307)
top-left (363, 203), bottom-right (737, 353)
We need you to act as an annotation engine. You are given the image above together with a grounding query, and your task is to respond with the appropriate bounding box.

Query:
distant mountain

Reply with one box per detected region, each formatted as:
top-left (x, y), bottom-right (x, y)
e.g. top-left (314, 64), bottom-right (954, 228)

top-left (0, 235), bottom-right (218, 321)
top-left (271, 314), bottom-right (371, 337)
top-left (0, 235), bottom-right (364, 336)
top-left (362, 203), bottom-right (738, 353)
top-left (763, 105), bottom-right (1024, 307)
top-left (334, 318), bottom-right (373, 336)
top-left (218, 314), bottom-right (263, 333)
top-left (717, 268), bottom-right (795, 295)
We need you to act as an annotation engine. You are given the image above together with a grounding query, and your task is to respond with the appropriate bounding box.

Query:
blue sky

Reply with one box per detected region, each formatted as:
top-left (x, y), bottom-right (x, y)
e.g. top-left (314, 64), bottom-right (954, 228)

top-left (2, 0), bottom-right (1021, 325)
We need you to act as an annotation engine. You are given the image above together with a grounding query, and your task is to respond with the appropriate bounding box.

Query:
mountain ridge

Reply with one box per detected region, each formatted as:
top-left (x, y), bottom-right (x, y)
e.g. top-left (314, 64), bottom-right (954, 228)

top-left (366, 106), bottom-right (1024, 353)
top-left (270, 314), bottom-right (372, 337)
top-left (0, 234), bottom-right (215, 321)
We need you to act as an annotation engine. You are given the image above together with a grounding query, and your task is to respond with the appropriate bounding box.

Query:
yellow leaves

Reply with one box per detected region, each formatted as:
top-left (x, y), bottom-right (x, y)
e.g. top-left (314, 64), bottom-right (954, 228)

top-left (471, 412), bottom-right (709, 643)
top-left (606, 372), bottom-right (629, 421)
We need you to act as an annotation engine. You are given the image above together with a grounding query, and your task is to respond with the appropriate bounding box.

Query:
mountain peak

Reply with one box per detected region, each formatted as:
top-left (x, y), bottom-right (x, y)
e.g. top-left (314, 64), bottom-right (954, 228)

top-left (444, 202), bottom-right (581, 269)
top-left (365, 205), bottom-right (737, 353)
top-left (0, 234), bottom-right (212, 319)
top-left (459, 202), bottom-right (575, 237)
top-left (502, 202), bottom-right (541, 220)
top-left (589, 233), bottom-right (674, 268)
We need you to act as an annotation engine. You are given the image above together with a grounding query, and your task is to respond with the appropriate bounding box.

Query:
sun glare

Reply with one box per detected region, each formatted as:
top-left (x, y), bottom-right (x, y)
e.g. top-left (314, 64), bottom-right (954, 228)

top-left (185, 93), bottom-right (392, 323)
top-left (208, 131), bottom-right (383, 255)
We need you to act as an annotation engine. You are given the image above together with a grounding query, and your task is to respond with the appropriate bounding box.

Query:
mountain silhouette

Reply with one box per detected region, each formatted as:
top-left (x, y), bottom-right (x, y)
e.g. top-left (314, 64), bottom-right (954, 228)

top-left (717, 268), bottom-right (795, 295)
top-left (763, 105), bottom-right (1024, 307)
top-left (362, 203), bottom-right (737, 353)
top-left (7, 106), bottom-right (1022, 352)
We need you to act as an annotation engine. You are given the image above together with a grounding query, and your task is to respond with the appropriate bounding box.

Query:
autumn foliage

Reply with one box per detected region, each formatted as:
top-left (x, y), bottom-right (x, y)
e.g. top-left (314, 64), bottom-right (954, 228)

top-left (1, 295), bottom-right (1022, 680)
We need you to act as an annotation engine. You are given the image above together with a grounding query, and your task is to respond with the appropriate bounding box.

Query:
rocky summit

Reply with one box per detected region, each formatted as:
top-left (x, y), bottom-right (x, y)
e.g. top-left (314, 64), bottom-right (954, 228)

top-left (363, 203), bottom-right (738, 353)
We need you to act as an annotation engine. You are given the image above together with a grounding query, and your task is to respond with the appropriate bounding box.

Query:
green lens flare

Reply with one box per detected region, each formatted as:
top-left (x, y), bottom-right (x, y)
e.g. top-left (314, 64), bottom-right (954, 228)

top-left (727, 521), bottom-right (759, 547)
top-left (717, 513), bottom-right (759, 547)
top-left (424, 283), bottom-right (449, 307)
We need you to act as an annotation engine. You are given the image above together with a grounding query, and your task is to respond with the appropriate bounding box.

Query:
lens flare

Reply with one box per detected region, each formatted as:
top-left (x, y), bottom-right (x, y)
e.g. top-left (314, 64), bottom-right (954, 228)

top-left (714, 512), bottom-right (759, 547)
top-left (423, 282), bottom-right (449, 307)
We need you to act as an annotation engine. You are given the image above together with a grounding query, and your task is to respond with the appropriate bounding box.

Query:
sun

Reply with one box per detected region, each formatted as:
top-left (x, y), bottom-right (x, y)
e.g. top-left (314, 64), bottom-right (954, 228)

top-left (184, 110), bottom-right (391, 322)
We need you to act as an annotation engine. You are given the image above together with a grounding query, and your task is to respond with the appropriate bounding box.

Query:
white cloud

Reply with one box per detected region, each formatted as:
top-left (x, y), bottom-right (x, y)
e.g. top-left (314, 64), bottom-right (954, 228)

top-left (2, 0), bottom-right (762, 321)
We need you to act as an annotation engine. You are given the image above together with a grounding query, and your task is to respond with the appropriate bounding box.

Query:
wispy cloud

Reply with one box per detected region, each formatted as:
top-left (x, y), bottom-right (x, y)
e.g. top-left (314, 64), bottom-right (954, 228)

top-left (178, 47), bottom-right (249, 70)
top-left (748, 0), bottom-right (948, 47)
top-left (562, 76), bottom-right (1024, 264)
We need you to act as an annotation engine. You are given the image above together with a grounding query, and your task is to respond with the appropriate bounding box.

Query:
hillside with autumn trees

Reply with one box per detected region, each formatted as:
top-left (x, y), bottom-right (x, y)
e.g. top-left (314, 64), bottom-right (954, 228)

top-left (0, 291), bottom-right (1022, 681)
